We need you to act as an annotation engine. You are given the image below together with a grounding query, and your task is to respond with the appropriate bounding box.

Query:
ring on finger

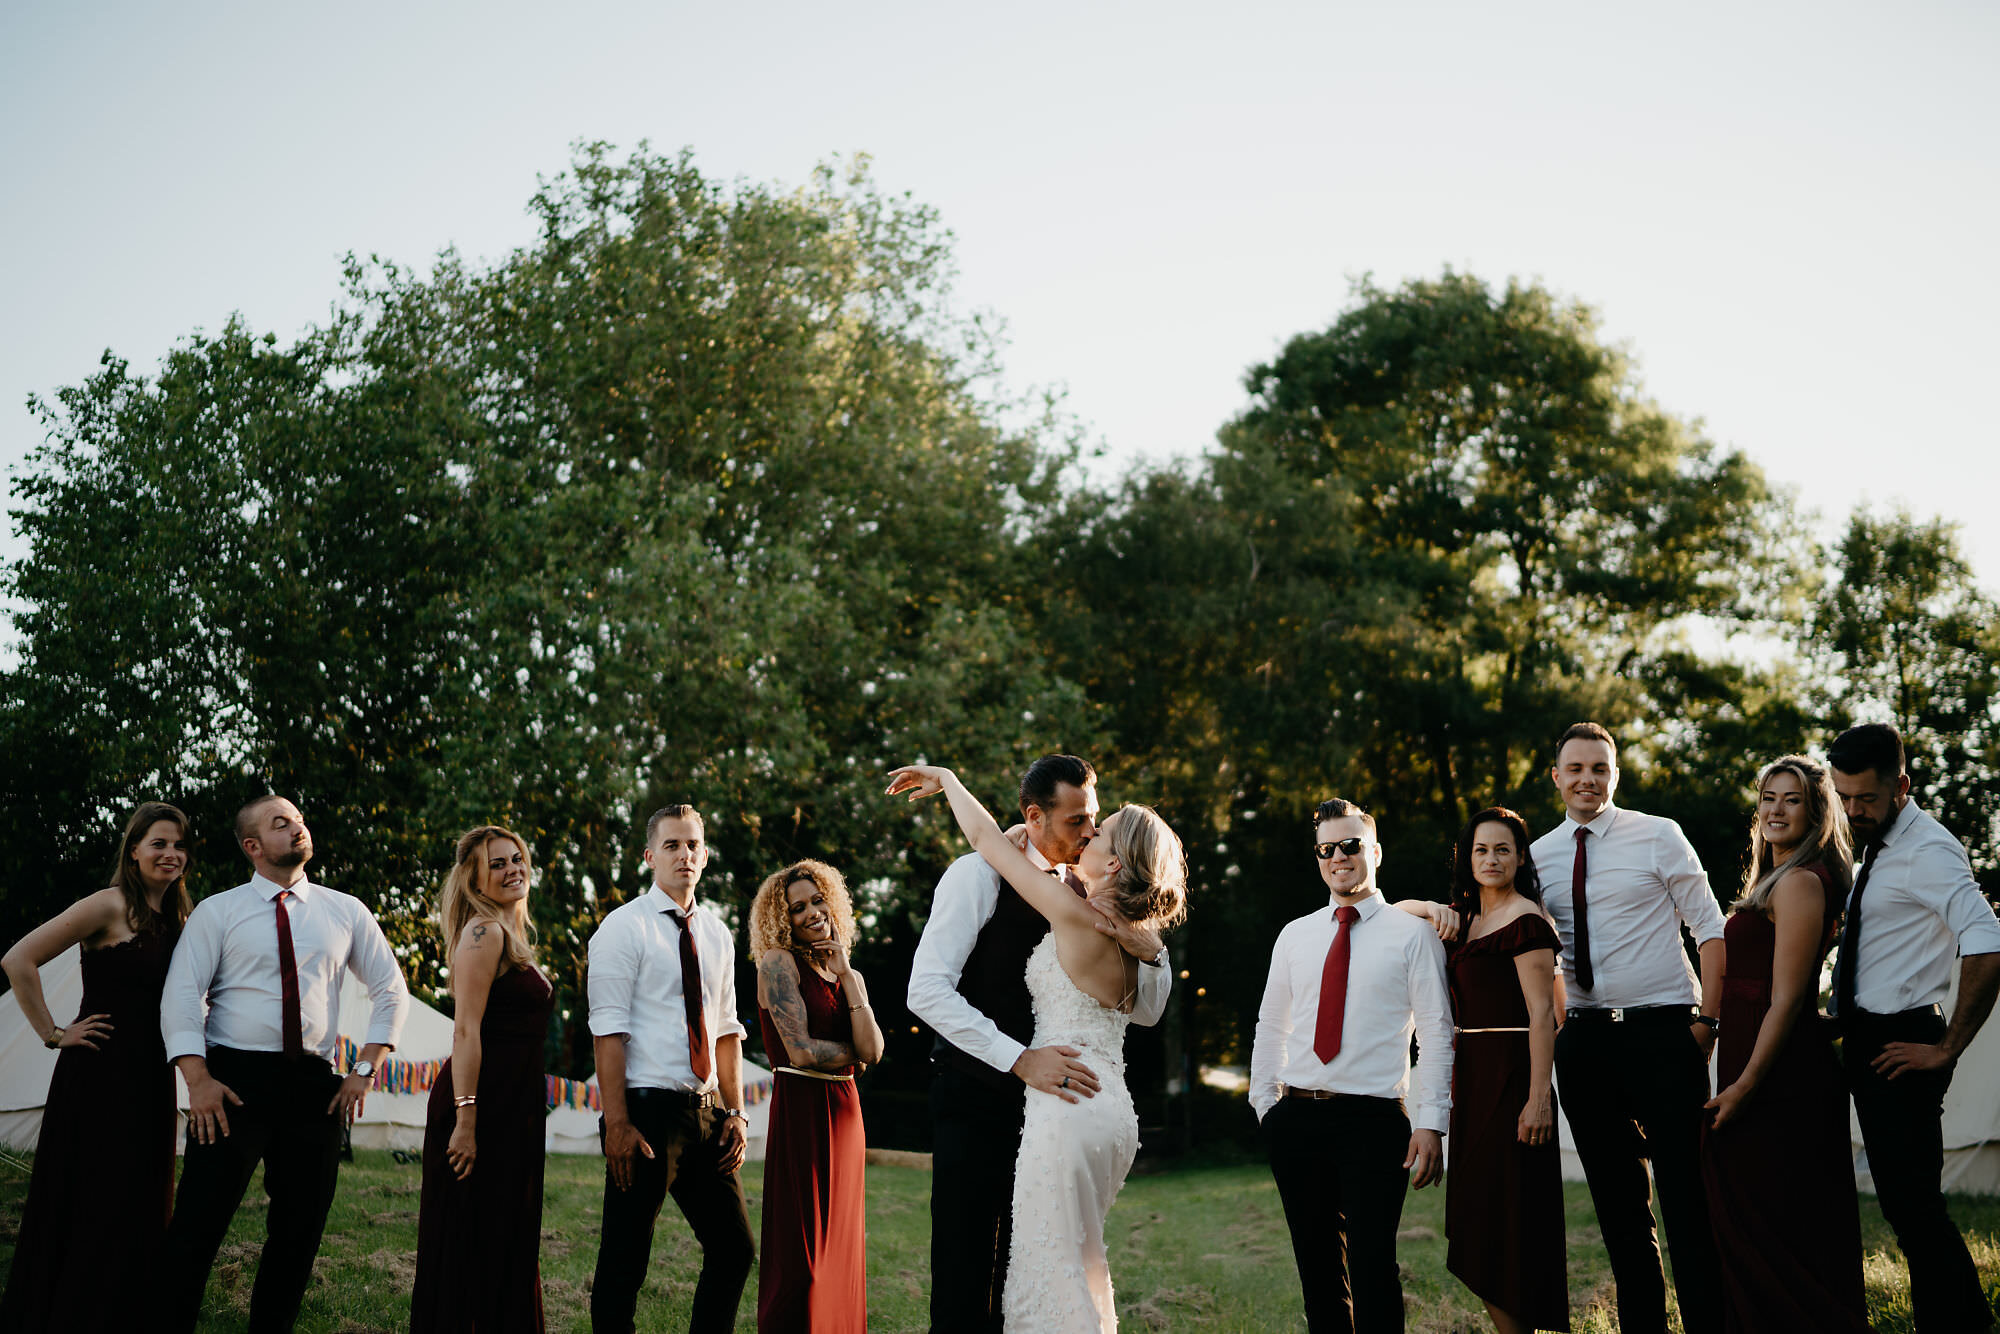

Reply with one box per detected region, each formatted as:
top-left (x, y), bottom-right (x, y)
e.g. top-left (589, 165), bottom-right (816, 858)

top-left (1059, 1076), bottom-right (1069, 1089)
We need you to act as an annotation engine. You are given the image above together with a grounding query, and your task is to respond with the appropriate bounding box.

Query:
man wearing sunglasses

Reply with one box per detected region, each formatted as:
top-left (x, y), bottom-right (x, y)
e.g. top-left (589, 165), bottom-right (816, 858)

top-left (1250, 797), bottom-right (1454, 1332)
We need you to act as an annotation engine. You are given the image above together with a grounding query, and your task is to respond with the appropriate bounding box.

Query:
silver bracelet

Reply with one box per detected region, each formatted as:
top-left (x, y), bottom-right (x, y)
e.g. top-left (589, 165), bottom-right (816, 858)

top-left (454, 1094), bottom-right (477, 1108)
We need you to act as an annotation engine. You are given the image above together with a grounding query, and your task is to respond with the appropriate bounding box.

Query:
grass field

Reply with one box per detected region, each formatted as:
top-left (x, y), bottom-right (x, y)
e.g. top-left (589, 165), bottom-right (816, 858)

top-left (0, 1149), bottom-right (1994, 1331)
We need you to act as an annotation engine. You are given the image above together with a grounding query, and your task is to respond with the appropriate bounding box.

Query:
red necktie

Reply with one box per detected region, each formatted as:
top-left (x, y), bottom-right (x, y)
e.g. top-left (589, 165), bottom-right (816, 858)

top-left (1571, 828), bottom-right (1594, 993)
top-left (274, 890), bottom-right (304, 1058)
top-left (1312, 906), bottom-right (1361, 1064)
top-left (677, 909), bottom-right (712, 1084)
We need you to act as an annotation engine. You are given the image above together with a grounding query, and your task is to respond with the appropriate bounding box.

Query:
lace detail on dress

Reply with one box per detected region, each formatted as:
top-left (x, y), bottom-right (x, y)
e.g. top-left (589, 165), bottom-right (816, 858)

top-left (1001, 935), bottom-right (1138, 1333)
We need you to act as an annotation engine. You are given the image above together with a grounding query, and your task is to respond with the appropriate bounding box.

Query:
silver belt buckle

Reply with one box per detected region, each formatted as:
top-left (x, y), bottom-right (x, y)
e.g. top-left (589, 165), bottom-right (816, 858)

top-left (1609, 1007), bottom-right (1626, 1023)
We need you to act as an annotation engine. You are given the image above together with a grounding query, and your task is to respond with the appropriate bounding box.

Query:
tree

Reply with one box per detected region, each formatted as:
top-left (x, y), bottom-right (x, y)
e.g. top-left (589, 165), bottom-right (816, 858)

top-left (0, 145), bottom-right (1088, 1079)
top-left (1819, 509), bottom-right (2000, 874)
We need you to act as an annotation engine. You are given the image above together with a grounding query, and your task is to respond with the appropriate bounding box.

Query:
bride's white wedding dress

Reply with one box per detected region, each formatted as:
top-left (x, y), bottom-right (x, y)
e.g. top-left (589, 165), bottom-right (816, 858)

top-left (1001, 934), bottom-right (1138, 1333)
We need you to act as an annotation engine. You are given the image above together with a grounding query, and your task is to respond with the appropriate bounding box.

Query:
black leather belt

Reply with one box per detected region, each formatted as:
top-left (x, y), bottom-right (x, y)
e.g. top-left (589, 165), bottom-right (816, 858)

top-left (1564, 1005), bottom-right (1695, 1025)
top-left (628, 1085), bottom-right (720, 1110)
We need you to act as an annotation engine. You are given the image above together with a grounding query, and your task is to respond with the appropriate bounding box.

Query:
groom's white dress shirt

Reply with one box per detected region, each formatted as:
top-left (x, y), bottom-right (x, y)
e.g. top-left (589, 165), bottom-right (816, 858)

top-left (1249, 890), bottom-right (1453, 1132)
top-left (588, 886), bottom-right (745, 1092)
top-left (908, 843), bottom-right (1171, 1075)
top-left (162, 873), bottom-right (409, 1064)
top-left (1833, 801), bottom-right (2000, 1017)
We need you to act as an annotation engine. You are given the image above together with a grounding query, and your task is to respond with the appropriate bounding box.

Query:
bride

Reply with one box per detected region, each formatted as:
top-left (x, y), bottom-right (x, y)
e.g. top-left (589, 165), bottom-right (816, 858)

top-left (887, 763), bottom-right (1188, 1333)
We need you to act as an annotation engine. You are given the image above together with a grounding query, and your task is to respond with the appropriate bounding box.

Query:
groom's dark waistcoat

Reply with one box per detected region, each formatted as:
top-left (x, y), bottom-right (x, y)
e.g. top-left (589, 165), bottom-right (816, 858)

top-left (934, 876), bottom-right (1050, 1093)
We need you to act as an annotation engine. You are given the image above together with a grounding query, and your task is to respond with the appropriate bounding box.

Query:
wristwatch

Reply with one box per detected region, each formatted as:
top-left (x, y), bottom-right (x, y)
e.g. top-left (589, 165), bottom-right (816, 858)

top-left (350, 1059), bottom-right (376, 1081)
top-left (1693, 1014), bottom-right (1720, 1035)
top-left (1142, 946), bottom-right (1167, 968)
top-left (42, 1025), bottom-right (62, 1050)
top-left (721, 1107), bottom-right (747, 1123)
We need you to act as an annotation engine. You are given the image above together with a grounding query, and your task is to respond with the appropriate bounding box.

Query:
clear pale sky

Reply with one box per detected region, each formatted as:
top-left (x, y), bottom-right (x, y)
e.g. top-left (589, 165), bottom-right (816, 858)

top-left (4, 2), bottom-right (1996, 597)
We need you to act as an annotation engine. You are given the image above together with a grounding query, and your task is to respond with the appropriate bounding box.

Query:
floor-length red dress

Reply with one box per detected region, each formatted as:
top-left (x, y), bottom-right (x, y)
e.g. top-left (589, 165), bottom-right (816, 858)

top-left (1701, 862), bottom-right (1870, 1333)
top-left (0, 928), bottom-right (177, 1333)
top-left (756, 954), bottom-right (867, 1333)
top-left (410, 963), bottom-right (555, 1333)
top-left (1444, 912), bottom-right (1570, 1332)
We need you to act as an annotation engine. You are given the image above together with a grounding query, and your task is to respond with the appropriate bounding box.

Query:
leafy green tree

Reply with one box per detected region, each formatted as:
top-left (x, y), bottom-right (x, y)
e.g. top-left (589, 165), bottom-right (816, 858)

top-left (1819, 509), bottom-right (2000, 875)
top-left (0, 146), bottom-right (1087, 1080)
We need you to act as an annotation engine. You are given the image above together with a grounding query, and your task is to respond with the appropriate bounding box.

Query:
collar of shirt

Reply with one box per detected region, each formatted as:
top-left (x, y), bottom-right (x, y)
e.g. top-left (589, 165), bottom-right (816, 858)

top-left (1564, 803), bottom-right (1622, 841)
top-left (1332, 890), bottom-right (1385, 923)
top-left (251, 872), bottom-right (316, 903)
top-left (645, 884), bottom-right (704, 921)
top-left (1872, 800), bottom-right (1914, 851)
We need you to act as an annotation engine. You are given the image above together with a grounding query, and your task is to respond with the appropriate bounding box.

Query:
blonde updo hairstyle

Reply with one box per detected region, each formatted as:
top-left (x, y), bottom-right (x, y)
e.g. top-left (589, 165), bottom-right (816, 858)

top-left (437, 824), bottom-right (538, 973)
top-left (1099, 804), bottom-right (1189, 929)
top-left (748, 859), bottom-right (858, 960)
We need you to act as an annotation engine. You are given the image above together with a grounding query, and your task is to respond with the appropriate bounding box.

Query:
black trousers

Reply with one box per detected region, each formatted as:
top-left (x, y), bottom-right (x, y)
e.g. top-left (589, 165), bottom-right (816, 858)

top-left (161, 1048), bottom-right (346, 1334)
top-left (928, 1062), bottom-right (1028, 1334)
top-left (1845, 1007), bottom-right (1994, 1334)
top-left (1554, 1014), bottom-right (1724, 1334)
top-left (1265, 1094), bottom-right (1412, 1334)
top-left (589, 1089), bottom-right (754, 1334)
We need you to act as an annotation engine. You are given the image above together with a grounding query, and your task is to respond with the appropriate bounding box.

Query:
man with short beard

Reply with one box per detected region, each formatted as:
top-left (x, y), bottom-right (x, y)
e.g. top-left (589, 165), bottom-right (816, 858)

top-left (907, 754), bottom-right (1171, 1333)
top-left (160, 795), bottom-right (410, 1333)
top-left (1829, 722), bottom-right (2000, 1334)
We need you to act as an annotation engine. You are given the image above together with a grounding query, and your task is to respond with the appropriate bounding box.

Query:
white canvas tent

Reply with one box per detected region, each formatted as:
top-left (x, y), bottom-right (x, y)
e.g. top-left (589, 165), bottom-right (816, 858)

top-left (544, 1064), bottom-right (776, 1160)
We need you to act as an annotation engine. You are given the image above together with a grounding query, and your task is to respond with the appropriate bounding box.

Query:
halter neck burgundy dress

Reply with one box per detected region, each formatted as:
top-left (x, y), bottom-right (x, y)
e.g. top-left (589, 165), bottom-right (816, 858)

top-left (1700, 861), bottom-right (1869, 1332)
top-left (756, 953), bottom-right (867, 1333)
top-left (0, 926), bottom-right (178, 1332)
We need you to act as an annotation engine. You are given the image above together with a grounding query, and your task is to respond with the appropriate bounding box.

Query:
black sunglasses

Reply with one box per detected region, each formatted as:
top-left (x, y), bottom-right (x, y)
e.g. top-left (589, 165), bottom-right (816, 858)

top-left (1314, 837), bottom-right (1368, 859)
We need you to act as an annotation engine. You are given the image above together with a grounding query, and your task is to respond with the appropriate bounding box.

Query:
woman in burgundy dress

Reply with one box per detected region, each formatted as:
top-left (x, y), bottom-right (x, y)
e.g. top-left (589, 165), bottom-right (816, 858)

top-left (410, 825), bottom-right (555, 1334)
top-left (1701, 756), bottom-right (1869, 1332)
top-left (748, 860), bottom-right (886, 1333)
top-left (1412, 806), bottom-right (1568, 1333)
top-left (0, 801), bottom-right (191, 1332)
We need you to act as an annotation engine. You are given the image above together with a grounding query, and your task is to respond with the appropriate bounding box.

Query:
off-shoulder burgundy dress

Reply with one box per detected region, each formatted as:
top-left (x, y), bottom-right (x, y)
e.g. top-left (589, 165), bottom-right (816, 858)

top-left (756, 954), bottom-right (867, 1333)
top-left (1444, 912), bottom-right (1570, 1332)
top-left (0, 927), bottom-right (177, 1332)
top-left (410, 963), bottom-right (555, 1333)
top-left (1700, 862), bottom-right (1869, 1332)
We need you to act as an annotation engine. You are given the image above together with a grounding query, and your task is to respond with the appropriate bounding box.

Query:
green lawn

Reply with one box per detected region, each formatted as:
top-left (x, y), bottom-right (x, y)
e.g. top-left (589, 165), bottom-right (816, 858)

top-left (0, 1151), bottom-right (1993, 1331)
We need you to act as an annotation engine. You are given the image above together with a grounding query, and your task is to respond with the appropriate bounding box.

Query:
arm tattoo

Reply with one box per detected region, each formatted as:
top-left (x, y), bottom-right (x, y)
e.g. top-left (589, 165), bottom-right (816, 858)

top-left (471, 923), bottom-right (488, 942)
top-left (758, 955), bottom-right (859, 1070)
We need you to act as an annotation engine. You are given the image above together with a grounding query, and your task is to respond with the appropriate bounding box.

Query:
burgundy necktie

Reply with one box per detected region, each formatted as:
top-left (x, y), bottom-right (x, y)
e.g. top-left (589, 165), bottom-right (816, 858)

top-left (274, 890), bottom-right (304, 1058)
top-left (1312, 906), bottom-right (1361, 1064)
top-left (1571, 828), bottom-right (1594, 993)
top-left (676, 908), bottom-right (712, 1084)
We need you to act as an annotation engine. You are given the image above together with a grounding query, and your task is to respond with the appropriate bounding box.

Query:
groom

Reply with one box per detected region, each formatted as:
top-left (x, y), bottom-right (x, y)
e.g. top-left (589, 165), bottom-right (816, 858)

top-left (907, 753), bottom-right (1173, 1333)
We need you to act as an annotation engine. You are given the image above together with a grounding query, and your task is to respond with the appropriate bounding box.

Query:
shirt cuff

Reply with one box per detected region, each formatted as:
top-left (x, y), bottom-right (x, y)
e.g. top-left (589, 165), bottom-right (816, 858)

top-left (717, 1015), bottom-right (747, 1041)
top-left (988, 1035), bottom-right (1027, 1076)
top-left (1413, 1109), bottom-right (1450, 1135)
top-left (589, 1011), bottom-right (633, 1038)
top-left (165, 1032), bottom-right (207, 1065)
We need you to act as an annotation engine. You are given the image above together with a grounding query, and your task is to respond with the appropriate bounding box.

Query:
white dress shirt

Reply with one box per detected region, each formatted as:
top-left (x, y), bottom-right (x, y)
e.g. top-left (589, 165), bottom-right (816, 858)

top-left (1249, 891), bottom-right (1454, 1133)
top-left (907, 847), bottom-right (1172, 1075)
top-left (1836, 801), bottom-right (2000, 1016)
top-left (1531, 804), bottom-right (1725, 1010)
top-left (587, 886), bottom-right (746, 1093)
top-left (162, 874), bottom-right (410, 1065)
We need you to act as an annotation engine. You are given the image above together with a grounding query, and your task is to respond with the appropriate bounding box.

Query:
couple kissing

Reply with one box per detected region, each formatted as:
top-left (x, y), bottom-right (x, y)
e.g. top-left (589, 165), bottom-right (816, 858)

top-left (893, 754), bottom-right (1188, 1334)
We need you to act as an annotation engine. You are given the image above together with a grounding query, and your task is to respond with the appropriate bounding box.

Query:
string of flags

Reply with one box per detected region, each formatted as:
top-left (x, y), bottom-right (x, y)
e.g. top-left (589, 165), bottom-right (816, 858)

top-left (335, 1037), bottom-right (772, 1110)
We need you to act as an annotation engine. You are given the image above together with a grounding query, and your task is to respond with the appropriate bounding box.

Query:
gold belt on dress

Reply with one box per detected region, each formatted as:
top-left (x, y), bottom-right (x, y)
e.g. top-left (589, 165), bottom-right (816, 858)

top-left (1455, 1026), bottom-right (1531, 1033)
top-left (776, 1065), bottom-right (854, 1082)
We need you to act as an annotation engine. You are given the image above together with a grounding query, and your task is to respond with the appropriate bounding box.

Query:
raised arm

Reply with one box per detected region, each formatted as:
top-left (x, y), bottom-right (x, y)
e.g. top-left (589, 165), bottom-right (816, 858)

top-left (757, 950), bottom-right (863, 1071)
top-left (886, 765), bottom-right (1092, 930)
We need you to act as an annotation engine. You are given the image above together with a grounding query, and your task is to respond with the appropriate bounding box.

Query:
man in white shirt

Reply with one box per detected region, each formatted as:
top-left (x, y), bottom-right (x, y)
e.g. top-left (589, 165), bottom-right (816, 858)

top-left (1829, 723), bottom-right (2000, 1334)
top-left (160, 795), bottom-right (410, 1334)
top-left (1250, 797), bottom-right (1452, 1333)
top-left (1530, 721), bottom-right (1725, 1334)
top-left (587, 804), bottom-right (754, 1334)
top-left (906, 754), bottom-right (1171, 1333)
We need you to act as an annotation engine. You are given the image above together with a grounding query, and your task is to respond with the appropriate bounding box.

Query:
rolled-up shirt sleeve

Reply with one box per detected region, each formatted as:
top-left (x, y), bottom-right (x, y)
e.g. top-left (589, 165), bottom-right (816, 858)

top-left (1926, 835), bottom-right (2000, 957)
top-left (589, 912), bottom-right (639, 1038)
top-left (346, 907), bottom-right (410, 1051)
top-left (1407, 929), bottom-right (1455, 1135)
top-left (713, 922), bottom-right (747, 1041)
top-left (907, 854), bottom-right (1022, 1075)
top-left (1659, 819), bottom-right (1726, 945)
top-left (1248, 927), bottom-right (1297, 1122)
top-left (1131, 946), bottom-right (1173, 1028)
top-left (161, 900), bottom-right (222, 1064)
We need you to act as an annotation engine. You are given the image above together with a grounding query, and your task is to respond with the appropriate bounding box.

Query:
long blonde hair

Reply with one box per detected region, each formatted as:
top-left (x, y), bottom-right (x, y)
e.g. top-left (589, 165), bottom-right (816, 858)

top-left (1734, 755), bottom-right (1852, 916)
top-left (747, 860), bottom-right (858, 960)
top-left (437, 825), bottom-right (538, 972)
top-left (1100, 804), bottom-right (1189, 929)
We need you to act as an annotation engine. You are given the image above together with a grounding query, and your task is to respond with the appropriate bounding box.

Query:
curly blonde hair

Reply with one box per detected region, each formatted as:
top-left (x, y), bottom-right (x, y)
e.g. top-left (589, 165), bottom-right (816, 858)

top-left (437, 825), bottom-right (538, 972)
top-left (747, 859), bottom-right (858, 959)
